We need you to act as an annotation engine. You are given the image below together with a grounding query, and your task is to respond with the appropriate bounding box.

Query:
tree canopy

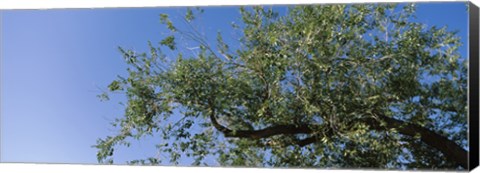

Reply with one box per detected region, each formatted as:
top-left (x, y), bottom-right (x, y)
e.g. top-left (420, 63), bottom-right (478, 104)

top-left (94, 4), bottom-right (468, 170)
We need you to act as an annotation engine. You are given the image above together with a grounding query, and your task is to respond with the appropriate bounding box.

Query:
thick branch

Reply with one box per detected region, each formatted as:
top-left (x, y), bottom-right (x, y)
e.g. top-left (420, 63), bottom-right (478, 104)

top-left (367, 114), bottom-right (468, 169)
top-left (208, 107), bottom-right (468, 168)
top-left (209, 110), bottom-right (312, 139)
top-left (296, 136), bottom-right (318, 147)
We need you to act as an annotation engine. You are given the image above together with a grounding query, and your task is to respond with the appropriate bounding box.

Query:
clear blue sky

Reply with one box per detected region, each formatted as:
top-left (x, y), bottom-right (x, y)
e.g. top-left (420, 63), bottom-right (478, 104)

top-left (0, 2), bottom-right (468, 165)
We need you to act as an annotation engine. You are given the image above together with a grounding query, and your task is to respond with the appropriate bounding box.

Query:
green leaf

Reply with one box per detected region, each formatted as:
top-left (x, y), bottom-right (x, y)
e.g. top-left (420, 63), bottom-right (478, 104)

top-left (160, 36), bottom-right (176, 50)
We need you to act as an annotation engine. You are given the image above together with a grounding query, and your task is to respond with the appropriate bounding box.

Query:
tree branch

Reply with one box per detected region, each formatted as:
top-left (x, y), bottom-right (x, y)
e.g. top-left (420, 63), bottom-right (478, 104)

top-left (208, 104), bottom-right (468, 168)
top-left (367, 113), bottom-right (468, 169)
top-left (208, 109), bottom-right (312, 139)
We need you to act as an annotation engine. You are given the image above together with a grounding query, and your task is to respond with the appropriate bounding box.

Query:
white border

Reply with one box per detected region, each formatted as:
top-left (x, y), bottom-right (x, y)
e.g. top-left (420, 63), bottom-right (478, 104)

top-left (0, 163), bottom-right (443, 173)
top-left (0, 0), bottom-right (472, 10)
top-left (0, 0), bottom-right (478, 173)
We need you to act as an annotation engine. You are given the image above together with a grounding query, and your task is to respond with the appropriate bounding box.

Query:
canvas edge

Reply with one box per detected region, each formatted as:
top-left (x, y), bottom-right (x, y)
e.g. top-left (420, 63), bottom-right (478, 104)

top-left (468, 1), bottom-right (480, 171)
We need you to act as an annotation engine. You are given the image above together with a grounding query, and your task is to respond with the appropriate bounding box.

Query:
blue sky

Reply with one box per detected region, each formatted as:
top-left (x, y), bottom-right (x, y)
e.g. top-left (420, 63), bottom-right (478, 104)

top-left (0, 2), bottom-right (468, 165)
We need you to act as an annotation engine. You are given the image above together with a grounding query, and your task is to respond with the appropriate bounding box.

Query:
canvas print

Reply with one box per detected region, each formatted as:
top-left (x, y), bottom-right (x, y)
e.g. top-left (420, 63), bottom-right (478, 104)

top-left (1, 1), bottom-right (478, 171)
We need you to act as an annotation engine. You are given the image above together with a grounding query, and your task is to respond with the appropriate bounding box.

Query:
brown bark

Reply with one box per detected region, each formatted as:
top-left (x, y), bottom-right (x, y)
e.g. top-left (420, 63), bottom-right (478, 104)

top-left (209, 109), bottom-right (468, 168)
top-left (369, 114), bottom-right (468, 169)
top-left (209, 109), bottom-right (312, 139)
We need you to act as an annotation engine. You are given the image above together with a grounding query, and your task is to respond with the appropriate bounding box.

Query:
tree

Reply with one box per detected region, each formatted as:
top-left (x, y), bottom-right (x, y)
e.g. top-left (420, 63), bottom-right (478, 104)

top-left (94, 4), bottom-right (468, 170)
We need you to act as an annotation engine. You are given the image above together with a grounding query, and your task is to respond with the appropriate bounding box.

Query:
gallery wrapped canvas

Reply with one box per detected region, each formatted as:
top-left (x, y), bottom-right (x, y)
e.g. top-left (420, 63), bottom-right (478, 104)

top-left (1, 0), bottom-right (479, 172)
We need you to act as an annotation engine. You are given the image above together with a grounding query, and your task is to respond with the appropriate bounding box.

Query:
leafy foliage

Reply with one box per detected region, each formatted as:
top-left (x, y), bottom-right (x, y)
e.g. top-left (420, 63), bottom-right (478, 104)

top-left (94, 4), bottom-right (467, 170)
